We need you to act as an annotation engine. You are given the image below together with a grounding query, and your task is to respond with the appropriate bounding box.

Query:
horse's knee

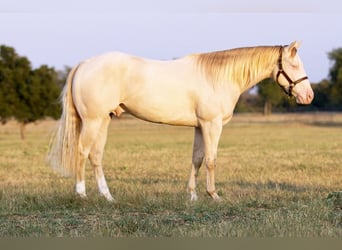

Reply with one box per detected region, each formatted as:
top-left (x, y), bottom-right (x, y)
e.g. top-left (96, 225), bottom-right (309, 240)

top-left (205, 158), bottom-right (217, 170)
top-left (89, 153), bottom-right (101, 168)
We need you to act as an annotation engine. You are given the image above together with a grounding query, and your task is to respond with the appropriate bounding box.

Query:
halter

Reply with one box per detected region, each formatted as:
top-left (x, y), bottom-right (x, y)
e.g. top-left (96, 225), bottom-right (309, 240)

top-left (276, 46), bottom-right (308, 97)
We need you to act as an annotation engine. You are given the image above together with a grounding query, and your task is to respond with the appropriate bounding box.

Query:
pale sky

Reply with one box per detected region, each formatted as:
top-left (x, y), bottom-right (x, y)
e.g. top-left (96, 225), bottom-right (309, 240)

top-left (1, 0), bottom-right (341, 83)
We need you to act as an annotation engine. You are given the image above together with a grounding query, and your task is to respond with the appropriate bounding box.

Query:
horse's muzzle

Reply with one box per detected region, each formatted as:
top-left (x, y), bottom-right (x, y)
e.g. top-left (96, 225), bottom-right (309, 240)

top-left (296, 88), bottom-right (314, 105)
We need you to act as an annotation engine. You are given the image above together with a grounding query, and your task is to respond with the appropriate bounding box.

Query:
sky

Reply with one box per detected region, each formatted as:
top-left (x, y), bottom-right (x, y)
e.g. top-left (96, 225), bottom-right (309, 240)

top-left (1, 0), bottom-right (341, 83)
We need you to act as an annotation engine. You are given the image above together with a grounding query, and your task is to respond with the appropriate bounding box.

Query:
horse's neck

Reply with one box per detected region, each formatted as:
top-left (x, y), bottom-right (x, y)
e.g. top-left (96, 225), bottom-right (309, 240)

top-left (195, 46), bottom-right (280, 93)
top-left (228, 47), bottom-right (279, 93)
top-left (238, 65), bottom-right (274, 93)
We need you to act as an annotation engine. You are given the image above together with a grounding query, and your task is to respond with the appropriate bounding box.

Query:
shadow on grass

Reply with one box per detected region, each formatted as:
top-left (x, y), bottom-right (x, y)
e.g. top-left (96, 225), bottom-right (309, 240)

top-left (230, 180), bottom-right (330, 193)
top-left (305, 121), bottom-right (342, 127)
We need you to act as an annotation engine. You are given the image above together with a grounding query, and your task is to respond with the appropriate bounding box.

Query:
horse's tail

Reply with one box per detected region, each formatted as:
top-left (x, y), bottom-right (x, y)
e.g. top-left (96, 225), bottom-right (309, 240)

top-left (47, 64), bottom-right (81, 177)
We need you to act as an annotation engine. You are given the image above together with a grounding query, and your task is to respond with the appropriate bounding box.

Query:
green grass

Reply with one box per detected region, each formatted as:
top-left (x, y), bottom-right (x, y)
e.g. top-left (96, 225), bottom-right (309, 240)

top-left (0, 114), bottom-right (341, 237)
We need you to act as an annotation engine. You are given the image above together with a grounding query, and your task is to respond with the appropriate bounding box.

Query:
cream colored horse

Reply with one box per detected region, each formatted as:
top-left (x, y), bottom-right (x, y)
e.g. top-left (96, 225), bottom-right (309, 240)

top-left (48, 41), bottom-right (314, 202)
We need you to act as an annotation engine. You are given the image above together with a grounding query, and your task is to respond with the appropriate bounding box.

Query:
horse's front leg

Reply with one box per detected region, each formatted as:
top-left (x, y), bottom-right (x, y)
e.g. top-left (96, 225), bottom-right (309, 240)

top-left (199, 117), bottom-right (222, 201)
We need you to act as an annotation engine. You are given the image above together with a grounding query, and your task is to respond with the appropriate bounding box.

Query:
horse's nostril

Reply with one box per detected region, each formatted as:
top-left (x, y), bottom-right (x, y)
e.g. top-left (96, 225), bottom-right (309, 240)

top-left (307, 91), bottom-right (314, 102)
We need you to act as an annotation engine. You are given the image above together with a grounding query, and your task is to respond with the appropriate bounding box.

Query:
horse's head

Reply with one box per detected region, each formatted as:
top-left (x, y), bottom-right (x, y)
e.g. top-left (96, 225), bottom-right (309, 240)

top-left (273, 41), bottom-right (314, 104)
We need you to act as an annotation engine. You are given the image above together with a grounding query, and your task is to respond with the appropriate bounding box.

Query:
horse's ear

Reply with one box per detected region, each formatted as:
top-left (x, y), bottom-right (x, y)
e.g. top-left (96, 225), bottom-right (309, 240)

top-left (287, 41), bottom-right (301, 58)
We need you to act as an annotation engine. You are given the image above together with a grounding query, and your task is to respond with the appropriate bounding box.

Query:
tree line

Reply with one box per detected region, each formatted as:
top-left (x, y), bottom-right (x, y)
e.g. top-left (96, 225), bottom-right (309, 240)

top-left (1, 45), bottom-right (342, 138)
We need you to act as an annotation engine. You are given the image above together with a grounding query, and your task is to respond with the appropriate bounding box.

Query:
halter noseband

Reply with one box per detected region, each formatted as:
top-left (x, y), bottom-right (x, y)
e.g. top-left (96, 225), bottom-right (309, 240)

top-left (276, 46), bottom-right (308, 97)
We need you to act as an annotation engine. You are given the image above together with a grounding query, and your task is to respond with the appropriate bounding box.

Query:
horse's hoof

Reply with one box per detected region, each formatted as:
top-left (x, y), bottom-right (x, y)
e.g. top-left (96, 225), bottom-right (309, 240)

top-left (100, 192), bottom-right (116, 203)
top-left (190, 193), bottom-right (198, 202)
top-left (207, 191), bottom-right (221, 201)
top-left (105, 195), bottom-right (116, 203)
top-left (76, 193), bottom-right (87, 200)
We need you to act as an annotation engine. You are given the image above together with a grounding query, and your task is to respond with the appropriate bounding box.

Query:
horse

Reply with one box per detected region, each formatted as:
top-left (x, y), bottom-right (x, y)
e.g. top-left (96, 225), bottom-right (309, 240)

top-left (47, 41), bottom-right (314, 202)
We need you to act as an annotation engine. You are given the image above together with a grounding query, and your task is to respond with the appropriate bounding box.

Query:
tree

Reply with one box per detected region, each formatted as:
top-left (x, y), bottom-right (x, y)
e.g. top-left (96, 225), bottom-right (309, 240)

top-left (328, 48), bottom-right (342, 83)
top-left (235, 88), bottom-right (263, 113)
top-left (0, 45), bottom-right (61, 139)
top-left (258, 78), bottom-right (287, 115)
top-left (31, 65), bottom-right (61, 120)
top-left (311, 79), bottom-right (331, 110)
top-left (0, 45), bottom-right (31, 124)
top-left (328, 48), bottom-right (342, 108)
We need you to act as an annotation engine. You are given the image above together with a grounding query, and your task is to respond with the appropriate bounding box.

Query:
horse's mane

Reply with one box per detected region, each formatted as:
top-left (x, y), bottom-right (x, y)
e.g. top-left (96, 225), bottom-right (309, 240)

top-left (195, 46), bottom-right (281, 89)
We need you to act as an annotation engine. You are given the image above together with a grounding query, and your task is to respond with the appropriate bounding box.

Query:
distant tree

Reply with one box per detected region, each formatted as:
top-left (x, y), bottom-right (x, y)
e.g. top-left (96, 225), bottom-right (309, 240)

top-left (235, 89), bottom-right (262, 113)
top-left (258, 78), bottom-right (287, 115)
top-left (31, 65), bottom-right (61, 119)
top-left (0, 45), bottom-right (62, 139)
top-left (0, 45), bottom-right (31, 124)
top-left (328, 48), bottom-right (342, 107)
top-left (0, 65), bottom-right (14, 123)
top-left (311, 79), bottom-right (331, 110)
top-left (328, 48), bottom-right (342, 83)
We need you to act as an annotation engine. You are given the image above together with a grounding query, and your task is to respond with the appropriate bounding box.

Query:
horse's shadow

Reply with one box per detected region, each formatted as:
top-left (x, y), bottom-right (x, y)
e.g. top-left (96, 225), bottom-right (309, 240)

top-left (230, 180), bottom-right (317, 193)
top-left (224, 179), bottom-right (334, 203)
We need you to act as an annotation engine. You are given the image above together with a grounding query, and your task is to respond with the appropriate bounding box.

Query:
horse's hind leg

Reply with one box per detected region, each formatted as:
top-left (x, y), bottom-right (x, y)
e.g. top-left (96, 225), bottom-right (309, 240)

top-left (188, 127), bottom-right (204, 201)
top-left (76, 118), bottom-right (103, 199)
top-left (88, 117), bottom-right (114, 202)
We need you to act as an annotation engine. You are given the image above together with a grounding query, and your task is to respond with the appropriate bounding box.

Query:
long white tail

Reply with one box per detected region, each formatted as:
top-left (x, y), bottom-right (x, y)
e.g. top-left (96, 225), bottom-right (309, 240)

top-left (47, 64), bottom-right (81, 177)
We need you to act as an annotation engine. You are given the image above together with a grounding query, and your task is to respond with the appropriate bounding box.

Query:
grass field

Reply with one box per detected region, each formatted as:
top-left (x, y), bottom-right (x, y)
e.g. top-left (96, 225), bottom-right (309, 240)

top-left (0, 113), bottom-right (341, 237)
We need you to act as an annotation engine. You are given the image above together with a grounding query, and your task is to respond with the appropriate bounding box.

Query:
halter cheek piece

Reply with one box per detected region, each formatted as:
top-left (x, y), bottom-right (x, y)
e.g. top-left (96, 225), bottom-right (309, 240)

top-left (276, 46), bottom-right (308, 97)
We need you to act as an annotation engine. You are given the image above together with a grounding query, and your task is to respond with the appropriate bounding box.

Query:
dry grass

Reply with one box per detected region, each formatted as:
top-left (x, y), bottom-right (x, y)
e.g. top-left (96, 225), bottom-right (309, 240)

top-left (0, 113), bottom-right (341, 237)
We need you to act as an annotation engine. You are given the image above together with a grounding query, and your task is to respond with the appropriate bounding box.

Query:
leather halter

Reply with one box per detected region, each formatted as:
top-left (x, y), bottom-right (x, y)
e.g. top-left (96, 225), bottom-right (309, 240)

top-left (276, 46), bottom-right (308, 97)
